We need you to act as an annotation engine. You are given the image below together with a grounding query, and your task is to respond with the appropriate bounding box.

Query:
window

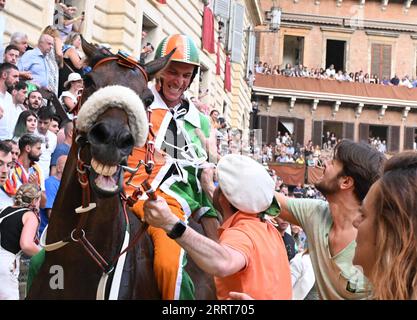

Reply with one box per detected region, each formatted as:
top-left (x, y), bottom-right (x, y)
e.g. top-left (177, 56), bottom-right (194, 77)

top-left (371, 44), bottom-right (391, 80)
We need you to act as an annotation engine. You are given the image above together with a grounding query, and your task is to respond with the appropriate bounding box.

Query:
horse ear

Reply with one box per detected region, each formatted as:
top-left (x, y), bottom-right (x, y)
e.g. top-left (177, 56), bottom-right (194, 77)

top-left (143, 48), bottom-right (176, 80)
top-left (81, 35), bottom-right (98, 59)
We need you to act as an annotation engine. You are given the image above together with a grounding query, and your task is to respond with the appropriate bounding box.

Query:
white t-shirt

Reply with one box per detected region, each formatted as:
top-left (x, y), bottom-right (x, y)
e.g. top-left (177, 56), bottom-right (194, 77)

top-left (0, 188), bottom-right (14, 210)
top-left (35, 130), bottom-right (57, 180)
top-left (0, 91), bottom-right (16, 140)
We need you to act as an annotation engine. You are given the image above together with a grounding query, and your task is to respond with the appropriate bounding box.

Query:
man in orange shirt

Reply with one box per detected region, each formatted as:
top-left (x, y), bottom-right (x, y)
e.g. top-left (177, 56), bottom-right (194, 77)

top-left (144, 154), bottom-right (292, 299)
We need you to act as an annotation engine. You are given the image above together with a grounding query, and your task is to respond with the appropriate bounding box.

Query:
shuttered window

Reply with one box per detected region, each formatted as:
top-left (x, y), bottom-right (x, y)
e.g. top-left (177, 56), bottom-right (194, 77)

top-left (214, 0), bottom-right (231, 19)
top-left (228, 2), bottom-right (245, 63)
top-left (312, 121), bottom-right (323, 147)
top-left (388, 126), bottom-right (400, 153)
top-left (371, 44), bottom-right (391, 80)
top-left (246, 32), bottom-right (256, 77)
top-left (359, 123), bottom-right (370, 144)
top-left (343, 122), bottom-right (354, 141)
top-left (295, 118), bottom-right (305, 146)
top-left (404, 127), bottom-right (415, 151)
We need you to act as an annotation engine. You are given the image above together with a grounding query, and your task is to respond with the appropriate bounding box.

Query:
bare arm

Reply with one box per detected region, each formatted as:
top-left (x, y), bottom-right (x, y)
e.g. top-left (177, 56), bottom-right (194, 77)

top-left (65, 47), bottom-right (83, 69)
top-left (20, 211), bottom-right (41, 256)
top-left (144, 197), bottom-right (246, 277)
top-left (274, 191), bottom-right (300, 226)
top-left (62, 96), bottom-right (77, 112)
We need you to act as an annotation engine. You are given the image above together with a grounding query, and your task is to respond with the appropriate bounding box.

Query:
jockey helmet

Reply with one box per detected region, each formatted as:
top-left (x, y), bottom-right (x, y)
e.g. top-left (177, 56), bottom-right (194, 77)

top-left (155, 34), bottom-right (200, 66)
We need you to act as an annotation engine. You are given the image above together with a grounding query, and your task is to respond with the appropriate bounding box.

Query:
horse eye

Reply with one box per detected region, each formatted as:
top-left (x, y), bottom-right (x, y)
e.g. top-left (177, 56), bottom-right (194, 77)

top-left (143, 96), bottom-right (154, 107)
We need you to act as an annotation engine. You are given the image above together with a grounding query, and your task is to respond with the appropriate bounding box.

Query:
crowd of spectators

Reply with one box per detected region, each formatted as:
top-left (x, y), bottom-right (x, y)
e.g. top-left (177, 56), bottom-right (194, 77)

top-left (253, 61), bottom-right (417, 88)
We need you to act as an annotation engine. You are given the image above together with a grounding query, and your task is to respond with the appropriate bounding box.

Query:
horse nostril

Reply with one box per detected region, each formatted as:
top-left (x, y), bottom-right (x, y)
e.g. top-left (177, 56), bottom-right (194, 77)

top-left (88, 122), bottom-right (111, 145)
top-left (117, 132), bottom-right (134, 150)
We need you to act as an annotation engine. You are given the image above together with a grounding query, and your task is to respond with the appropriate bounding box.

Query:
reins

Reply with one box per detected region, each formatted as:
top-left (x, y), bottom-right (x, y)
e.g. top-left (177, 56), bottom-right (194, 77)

top-left (41, 53), bottom-right (157, 298)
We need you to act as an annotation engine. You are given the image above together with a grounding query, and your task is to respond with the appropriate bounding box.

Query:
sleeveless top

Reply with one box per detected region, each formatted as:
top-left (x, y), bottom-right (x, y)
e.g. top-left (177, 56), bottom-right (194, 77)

top-left (0, 207), bottom-right (30, 254)
top-left (58, 46), bottom-right (83, 96)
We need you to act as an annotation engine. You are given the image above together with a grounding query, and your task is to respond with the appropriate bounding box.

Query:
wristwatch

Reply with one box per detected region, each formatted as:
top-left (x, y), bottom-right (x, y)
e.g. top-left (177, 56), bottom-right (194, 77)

top-left (167, 220), bottom-right (187, 239)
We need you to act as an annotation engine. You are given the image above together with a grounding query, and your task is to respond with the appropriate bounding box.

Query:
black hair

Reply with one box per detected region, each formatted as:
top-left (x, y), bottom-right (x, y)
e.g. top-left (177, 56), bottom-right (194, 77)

top-left (0, 62), bottom-right (19, 76)
top-left (0, 140), bottom-right (12, 154)
top-left (18, 134), bottom-right (43, 152)
top-left (5, 44), bottom-right (20, 53)
top-left (37, 106), bottom-right (54, 120)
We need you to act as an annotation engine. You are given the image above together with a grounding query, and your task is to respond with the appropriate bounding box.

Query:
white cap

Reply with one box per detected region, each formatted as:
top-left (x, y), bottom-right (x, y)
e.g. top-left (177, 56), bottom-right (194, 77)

top-left (217, 154), bottom-right (275, 214)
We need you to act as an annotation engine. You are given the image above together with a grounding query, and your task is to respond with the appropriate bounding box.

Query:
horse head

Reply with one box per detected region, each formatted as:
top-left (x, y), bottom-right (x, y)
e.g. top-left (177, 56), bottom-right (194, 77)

top-left (75, 37), bottom-right (173, 197)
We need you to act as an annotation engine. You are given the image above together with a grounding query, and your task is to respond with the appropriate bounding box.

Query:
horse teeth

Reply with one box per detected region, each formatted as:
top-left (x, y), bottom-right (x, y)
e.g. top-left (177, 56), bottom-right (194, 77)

top-left (102, 165), bottom-right (110, 176)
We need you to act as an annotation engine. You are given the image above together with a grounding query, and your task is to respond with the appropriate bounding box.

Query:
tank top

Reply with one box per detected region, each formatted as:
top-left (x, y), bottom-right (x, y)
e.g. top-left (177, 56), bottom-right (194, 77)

top-left (0, 207), bottom-right (30, 254)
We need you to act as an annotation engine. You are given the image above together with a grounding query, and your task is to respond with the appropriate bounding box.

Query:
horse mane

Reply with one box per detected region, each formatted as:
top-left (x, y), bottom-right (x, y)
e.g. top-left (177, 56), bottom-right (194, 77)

top-left (86, 46), bottom-right (115, 69)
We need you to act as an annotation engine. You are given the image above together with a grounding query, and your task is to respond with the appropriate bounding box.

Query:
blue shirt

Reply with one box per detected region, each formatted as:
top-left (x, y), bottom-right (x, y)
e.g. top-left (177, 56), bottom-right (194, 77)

top-left (39, 175), bottom-right (60, 237)
top-left (51, 143), bottom-right (70, 166)
top-left (18, 47), bottom-right (49, 88)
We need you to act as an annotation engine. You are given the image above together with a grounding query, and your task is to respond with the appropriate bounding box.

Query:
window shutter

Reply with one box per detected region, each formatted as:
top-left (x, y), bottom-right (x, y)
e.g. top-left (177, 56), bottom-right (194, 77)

top-left (404, 127), bottom-right (415, 151)
top-left (258, 115), bottom-right (268, 144)
top-left (228, 2), bottom-right (245, 63)
top-left (388, 126), bottom-right (400, 153)
top-left (371, 44), bottom-right (391, 79)
top-left (268, 116), bottom-right (278, 144)
top-left (295, 118), bottom-right (305, 146)
top-left (214, 0), bottom-right (231, 19)
top-left (343, 122), bottom-right (354, 140)
top-left (359, 123), bottom-right (369, 144)
top-left (371, 44), bottom-right (381, 79)
top-left (312, 121), bottom-right (323, 147)
top-left (246, 31), bottom-right (256, 77)
top-left (382, 45), bottom-right (391, 79)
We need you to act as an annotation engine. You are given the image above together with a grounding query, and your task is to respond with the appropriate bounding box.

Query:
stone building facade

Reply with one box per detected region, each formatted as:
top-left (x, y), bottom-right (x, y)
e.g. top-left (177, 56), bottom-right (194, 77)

top-left (252, 0), bottom-right (417, 153)
top-left (3, 0), bottom-right (263, 133)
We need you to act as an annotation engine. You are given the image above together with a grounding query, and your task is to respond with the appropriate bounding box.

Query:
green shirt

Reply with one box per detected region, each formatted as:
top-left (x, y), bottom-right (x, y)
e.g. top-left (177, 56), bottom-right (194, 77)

top-left (285, 198), bottom-right (371, 300)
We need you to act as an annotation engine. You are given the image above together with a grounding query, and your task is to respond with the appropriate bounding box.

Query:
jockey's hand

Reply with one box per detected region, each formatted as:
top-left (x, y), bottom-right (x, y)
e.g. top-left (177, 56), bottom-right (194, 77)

top-left (143, 196), bottom-right (179, 232)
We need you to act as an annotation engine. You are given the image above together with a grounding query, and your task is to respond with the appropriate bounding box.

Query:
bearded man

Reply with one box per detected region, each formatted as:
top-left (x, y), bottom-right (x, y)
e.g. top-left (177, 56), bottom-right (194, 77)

top-left (274, 139), bottom-right (385, 300)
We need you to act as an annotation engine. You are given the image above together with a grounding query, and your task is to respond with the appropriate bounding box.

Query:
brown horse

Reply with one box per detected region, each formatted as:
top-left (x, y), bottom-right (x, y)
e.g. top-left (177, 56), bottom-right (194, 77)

top-left (27, 38), bottom-right (216, 299)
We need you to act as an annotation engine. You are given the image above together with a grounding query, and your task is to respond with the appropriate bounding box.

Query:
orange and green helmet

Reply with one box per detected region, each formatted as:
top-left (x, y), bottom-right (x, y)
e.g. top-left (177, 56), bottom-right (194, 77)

top-left (155, 34), bottom-right (200, 66)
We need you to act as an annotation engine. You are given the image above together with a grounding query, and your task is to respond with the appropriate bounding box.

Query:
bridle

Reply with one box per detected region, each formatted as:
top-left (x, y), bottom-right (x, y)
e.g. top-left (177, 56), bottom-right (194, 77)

top-left (40, 53), bottom-right (158, 299)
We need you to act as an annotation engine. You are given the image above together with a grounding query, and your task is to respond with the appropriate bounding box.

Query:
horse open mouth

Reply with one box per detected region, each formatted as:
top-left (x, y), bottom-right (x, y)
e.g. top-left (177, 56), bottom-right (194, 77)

top-left (90, 158), bottom-right (123, 196)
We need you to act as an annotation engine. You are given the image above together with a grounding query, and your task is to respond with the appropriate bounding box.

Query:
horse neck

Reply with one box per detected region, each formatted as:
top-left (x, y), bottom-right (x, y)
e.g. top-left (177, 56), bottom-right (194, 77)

top-left (47, 144), bottom-right (126, 257)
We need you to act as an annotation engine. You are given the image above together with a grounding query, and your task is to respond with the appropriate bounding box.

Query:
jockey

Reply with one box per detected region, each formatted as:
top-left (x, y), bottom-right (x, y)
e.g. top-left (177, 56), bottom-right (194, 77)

top-left (125, 34), bottom-right (218, 300)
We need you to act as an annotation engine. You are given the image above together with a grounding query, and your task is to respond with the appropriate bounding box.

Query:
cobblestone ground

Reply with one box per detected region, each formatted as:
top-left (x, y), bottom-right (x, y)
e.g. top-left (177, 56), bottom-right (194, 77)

top-left (18, 255), bottom-right (30, 300)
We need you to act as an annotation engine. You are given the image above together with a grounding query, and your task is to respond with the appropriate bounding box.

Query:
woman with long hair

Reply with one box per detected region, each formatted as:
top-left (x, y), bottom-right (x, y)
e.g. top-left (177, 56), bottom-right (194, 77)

top-left (13, 110), bottom-right (38, 141)
top-left (58, 32), bottom-right (85, 95)
top-left (353, 151), bottom-right (417, 299)
top-left (0, 183), bottom-right (41, 299)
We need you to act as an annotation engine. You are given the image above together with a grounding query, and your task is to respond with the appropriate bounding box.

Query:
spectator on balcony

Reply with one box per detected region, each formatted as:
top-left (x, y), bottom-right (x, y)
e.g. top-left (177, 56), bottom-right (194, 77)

top-left (363, 73), bottom-right (371, 84)
top-left (390, 74), bottom-right (400, 86)
top-left (282, 63), bottom-right (294, 77)
top-left (272, 65), bottom-right (280, 75)
top-left (371, 74), bottom-right (379, 84)
top-left (381, 76), bottom-right (390, 86)
top-left (358, 70), bottom-right (365, 83)
top-left (286, 142), bottom-right (295, 158)
top-left (378, 140), bottom-right (387, 154)
top-left (295, 154), bottom-right (305, 165)
top-left (255, 61), bottom-right (264, 74)
top-left (330, 133), bottom-right (337, 149)
top-left (3, 45), bottom-right (20, 66)
top-left (325, 64), bottom-right (336, 78)
top-left (347, 72), bottom-right (354, 82)
top-left (400, 75), bottom-right (412, 88)
top-left (293, 183), bottom-right (305, 199)
top-left (335, 70), bottom-right (344, 81)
